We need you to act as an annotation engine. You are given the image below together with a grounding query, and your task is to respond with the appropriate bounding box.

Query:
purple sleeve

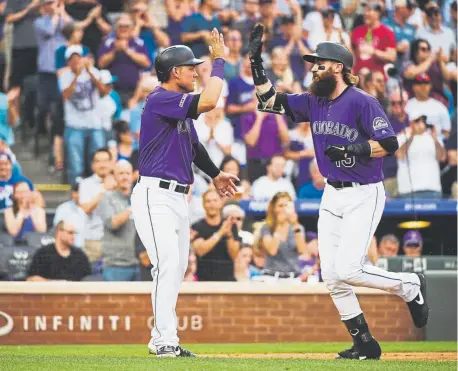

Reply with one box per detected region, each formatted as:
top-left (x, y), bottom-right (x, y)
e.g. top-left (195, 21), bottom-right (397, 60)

top-left (286, 93), bottom-right (311, 122)
top-left (97, 38), bottom-right (113, 59)
top-left (240, 112), bottom-right (256, 137)
top-left (149, 91), bottom-right (194, 121)
top-left (359, 97), bottom-right (396, 140)
top-left (226, 82), bottom-right (237, 106)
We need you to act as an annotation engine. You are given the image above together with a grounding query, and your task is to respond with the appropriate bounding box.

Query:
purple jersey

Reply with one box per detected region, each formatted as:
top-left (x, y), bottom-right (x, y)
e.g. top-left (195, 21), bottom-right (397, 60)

top-left (286, 87), bottom-right (395, 184)
top-left (138, 86), bottom-right (199, 184)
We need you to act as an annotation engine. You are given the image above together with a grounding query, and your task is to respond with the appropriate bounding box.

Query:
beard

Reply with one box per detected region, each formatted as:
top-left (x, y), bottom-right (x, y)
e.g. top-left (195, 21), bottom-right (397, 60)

top-left (309, 69), bottom-right (338, 97)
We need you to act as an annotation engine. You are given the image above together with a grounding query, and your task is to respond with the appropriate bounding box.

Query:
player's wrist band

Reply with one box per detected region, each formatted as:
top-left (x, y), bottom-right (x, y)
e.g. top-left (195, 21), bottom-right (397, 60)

top-left (250, 62), bottom-right (268, 86)
top-left (347, 142), bottom-right (371, 157)
top-left (210, 58), bottom-right (225, 80)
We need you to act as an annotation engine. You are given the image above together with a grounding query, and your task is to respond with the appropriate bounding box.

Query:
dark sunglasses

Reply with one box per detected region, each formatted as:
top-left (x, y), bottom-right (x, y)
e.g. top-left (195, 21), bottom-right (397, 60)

top-left (426, 7), bottom-right (440, 16)
top-left (390, 100), bottom-right (402, 106)
top-left (418, 46), bottom-right (430, 52)
top-left (405, 242), bottom-right (421, 248)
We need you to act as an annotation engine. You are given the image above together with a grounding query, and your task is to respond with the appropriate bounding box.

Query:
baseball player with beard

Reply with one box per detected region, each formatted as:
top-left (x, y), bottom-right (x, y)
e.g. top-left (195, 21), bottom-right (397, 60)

top-left (248, 24), bottom-right (429, 360)
top-left (131, 29), bottom-right (239, 358)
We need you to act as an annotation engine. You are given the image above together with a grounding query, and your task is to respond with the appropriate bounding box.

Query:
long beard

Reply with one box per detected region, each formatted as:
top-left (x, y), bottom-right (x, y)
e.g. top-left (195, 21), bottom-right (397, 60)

top-left (309, 70), bottom-right (338, 97)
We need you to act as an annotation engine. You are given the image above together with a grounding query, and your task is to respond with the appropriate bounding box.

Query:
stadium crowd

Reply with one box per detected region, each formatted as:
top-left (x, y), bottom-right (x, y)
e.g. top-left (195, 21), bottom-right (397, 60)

top-left (0, 0), bottom-right (455, 282)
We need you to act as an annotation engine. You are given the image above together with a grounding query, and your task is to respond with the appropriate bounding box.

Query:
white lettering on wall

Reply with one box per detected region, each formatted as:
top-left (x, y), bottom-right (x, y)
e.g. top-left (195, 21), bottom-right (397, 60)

top-left (80, 316), bottom-right (92, 331)
top-left (109, 316), bottom-right (119, 331)
top-left (35, 316), bottom-right (46, 331)
top-left (68, 316), bottom-right (74, 331)
top-left (125, 316), bottom-right (131, 331)
top-left (52, 316), bottom-right (62, 331)
top-left (147, 315), bottom-right (202, 331)
top-left (191, 315), bottom-right (203, 331)
top-left (23, 316), bottom-right (28, 331)
top-left (98, 316), bottom-right (103, 331)
top-left (177, 316), bottom-right (188, 331)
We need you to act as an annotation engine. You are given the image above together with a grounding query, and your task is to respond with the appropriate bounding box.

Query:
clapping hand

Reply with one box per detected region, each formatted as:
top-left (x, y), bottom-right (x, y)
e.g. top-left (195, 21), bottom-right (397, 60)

top-left (208, 28), bottom-right (225, 60)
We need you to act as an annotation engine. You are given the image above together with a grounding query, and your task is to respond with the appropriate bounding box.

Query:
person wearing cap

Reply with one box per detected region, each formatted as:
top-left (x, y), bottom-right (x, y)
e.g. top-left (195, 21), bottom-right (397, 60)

top-left (55, 21), bottom-right (91, 72)
top-left (97, 69), bottom-right (118, 138)
top-left (396, 112), bottom-right (446, 198)
top-left (53, 182), bottom-right (87, 249)
top-left (404, 73), bottom-right (451, 139)
top-left (297, 158), bottom-right (325, 199)
top-left (351, 1), bottom-right (397, 74)
top-left (60, 43), bottom-right (109, 184)
top-left (402, 230), bottom-right (423, 257)
top-left (98, 13), bottom-right (151, 107)
top-left (249, 24), bottom-right (429, 360)
top-left (416, 1), bottom-right (456, 63)
top-left (378, 234), bottom-right (400, 257)
top-left (382, 0), bottom-right (416, 70)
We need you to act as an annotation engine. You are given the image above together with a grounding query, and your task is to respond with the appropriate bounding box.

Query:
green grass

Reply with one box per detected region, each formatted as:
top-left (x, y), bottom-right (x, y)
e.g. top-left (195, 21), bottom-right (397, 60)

top-left (0, 342), bottom-right (456, 371)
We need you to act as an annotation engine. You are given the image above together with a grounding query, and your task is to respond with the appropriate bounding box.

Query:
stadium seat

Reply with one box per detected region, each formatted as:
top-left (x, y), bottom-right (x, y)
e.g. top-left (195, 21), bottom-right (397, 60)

top-left (0, 245), bottom-right (39, 281)
top-left (23, 232), bottom-right (55, 249)
top-left (0, 233), bottom-right (14, 248)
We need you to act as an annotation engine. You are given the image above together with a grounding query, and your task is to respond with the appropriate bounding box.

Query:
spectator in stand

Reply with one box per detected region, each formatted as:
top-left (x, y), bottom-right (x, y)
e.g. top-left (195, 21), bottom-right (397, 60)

top-left (4, 181), bottom-right (47, 241)
top-left (98, 70), bottom-right (118, 141)
top-left (0, 88), bottom-right (20, 147)
top-left (363, 70), bottom-right (388, 110)
top-left (383, 89), bottom-right (409, 198)
top-left (234, 242), bottom-right (254, 281)
top-left (351, 1), bottom-right (396, 74)
top-left (404, 73), bottom-right (451, 139)
top-left (164, 0), bottom-right (194, 46)
top-left (259, 0), bottom-right (280, 44)
top-left (402, 230), bottom-right (423, 257)
top-left (284, 121), bottom-right (315, 192)
top-left (195, 55), bottom-right (229, 105)
top-left (55, 21), bottom-right (91, 71)
top-left (225, 52), bottom-right (256, 158)
top-left (219, 156), bottom-right (251, 201)
top-left (129, 0), bottom-right (170, 65)
top-left (222, 203), bottom-right (248, 241)
top-left (251, 155), bottom-right (296, 200)
top-left (191, 189), bottom-right (239, 281)
top-left (416, 2), bottom-right (456, 63)
top-left (79, 148), bottom-right (116, 268)
top-left (34, 0), bottom-right (72, 136)
top-left (99, 160), bottom-right (139, 281)
top-left (396, 113), bottom-right (446, 199)
top-left (308, 7), bottom-right (350, 51)
top-left (4, 0), bottom-right (39, 89)
top-left (27, 220), bottom-right (91, 281)
top-left (53, 182), bottom-right (87, 249)
top-left (231, 0), bottom-right (260, 48)
top-left (184, 250), bottom-right (198, 281)
top-left (270, 14), bottom-right (310, 85)
top-left (242, 111), bottom-right (290, 183)
top-left (181, 0), bottom-right (221, 58)
top-left (266, 46), bottom-right (302, 94)
top-left (60, 45), bottom-right (109, 184)
top-left (259, 191), bottom-right (306, 279)
top-left (298, 159), bottom-right (325, 199)
top-left (0, 152), bottom-right (44, 210)
top-left (224, 29), bottom-right (243, 82)
top-left (403, 39), bottom-right (451, 107)
top-left (0, 134), bottom-right (21, 178)
top-left (98, 13), bottom-right (151, 106)
top-left (378, 234), bottom-right (400, 257)
top-left (108, 120), bottom-right (135, 162)
top-left (382, 0), bottom-right (416, 71)
top-left (442, 131), bottom-right (457, 198)
top-left (135, 233), bottom-right (151, 281)
top-left (194, 102), bottom-right (234, 168)
top-left (65, 0), bottom-right (112, 57)
top-left (298, 231), bottom-right (321, 282)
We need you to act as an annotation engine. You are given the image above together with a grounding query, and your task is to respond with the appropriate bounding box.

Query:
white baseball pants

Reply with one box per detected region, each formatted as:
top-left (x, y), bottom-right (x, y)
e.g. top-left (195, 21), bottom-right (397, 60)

top-left (318, 182), bottom-right (421, 321)
top-left (131, 176), bottom-right (190, 347)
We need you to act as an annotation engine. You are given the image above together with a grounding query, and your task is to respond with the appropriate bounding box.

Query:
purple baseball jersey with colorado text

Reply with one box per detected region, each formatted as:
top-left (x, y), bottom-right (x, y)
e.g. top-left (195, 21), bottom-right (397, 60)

top-left (286, 87), bottom-right (395, 184)
top-left (138, 86), bottom-right (199, 184)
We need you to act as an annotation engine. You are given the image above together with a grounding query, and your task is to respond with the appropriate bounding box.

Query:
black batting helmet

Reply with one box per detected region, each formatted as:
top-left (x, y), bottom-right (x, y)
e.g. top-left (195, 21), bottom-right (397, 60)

top-left (303, 42), bottom-right (353, 69)
top-left (155, 45), bottom-right (204, 82)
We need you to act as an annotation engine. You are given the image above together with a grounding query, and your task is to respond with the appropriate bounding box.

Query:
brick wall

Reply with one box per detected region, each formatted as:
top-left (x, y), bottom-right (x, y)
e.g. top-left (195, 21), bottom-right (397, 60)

top-left (0, 289), bottom-right (422, 344)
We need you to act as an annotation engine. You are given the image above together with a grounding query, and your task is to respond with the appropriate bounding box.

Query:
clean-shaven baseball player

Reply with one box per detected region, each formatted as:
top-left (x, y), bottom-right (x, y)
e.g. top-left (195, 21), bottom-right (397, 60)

top-left (131, 29), bottom-right (239, 358)
top-left (248, 24), bottom-right (429, 360)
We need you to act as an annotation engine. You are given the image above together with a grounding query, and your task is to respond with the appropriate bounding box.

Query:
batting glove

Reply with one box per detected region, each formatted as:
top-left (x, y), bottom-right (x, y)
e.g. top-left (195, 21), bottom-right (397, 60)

top-left (324, 145), bottom-right (349, 162)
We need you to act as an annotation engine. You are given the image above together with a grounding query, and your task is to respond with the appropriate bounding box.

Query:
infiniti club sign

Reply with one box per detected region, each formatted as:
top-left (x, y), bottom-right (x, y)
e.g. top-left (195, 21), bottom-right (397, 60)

top-left (0, 311), bottom-right (14, 336)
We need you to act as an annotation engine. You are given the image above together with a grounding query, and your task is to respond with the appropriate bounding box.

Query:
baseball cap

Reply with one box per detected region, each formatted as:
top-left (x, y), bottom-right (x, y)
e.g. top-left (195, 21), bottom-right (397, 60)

top-left (41, 0), bottom-right (55, 4)
top-left (0, 152), bottom-right (12, 162)
top-left (412, 73), bottom-right (431, 84)
top-left (99, 70), bottom-right (118, 85)
top-left (403, 230), bottom-right (423, 246)
top-left (320, 6), bottom-right (335, 17)
top-left (410, 113), bottom-right (427, 122)
top-left (65, 45), bottom-right (83, 60)
top-left (259, 0), bottom-right (273, 5)
top-left (361, 1), bottom-right (383, 11)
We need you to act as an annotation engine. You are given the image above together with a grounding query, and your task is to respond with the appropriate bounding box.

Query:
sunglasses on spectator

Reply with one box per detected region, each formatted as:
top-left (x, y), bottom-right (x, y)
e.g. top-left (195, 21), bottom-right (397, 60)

top-left (418, 46), bottom-right (430, 52)
top-left (425, 7), bottom-right (440, 16)
top-left (405, 242), bottom-right (421, 248)
top-left (390, 100), bottom-right (402, 106)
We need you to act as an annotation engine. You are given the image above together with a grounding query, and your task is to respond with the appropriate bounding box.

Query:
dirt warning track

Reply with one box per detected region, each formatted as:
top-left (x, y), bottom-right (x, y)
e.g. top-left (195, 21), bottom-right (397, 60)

top-left (201, 352), bottom-right (457, 361)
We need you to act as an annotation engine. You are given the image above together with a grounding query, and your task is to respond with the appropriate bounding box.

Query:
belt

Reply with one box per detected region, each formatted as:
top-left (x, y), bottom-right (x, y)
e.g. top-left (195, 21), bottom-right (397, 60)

top-left (138, 176), bottom-right (190, 195)
top-left (328, 180), bottom-right (367, 189)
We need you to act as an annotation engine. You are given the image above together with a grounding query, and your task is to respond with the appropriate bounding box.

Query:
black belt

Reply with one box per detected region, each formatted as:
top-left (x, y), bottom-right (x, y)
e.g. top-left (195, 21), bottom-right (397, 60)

top-left (138, 176), bottom-right (190, 195)
top-left (328, 180), bottom-right (367, 189)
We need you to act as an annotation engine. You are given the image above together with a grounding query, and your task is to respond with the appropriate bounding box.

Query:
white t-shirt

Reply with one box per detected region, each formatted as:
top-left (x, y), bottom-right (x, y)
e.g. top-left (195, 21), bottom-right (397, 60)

top-left (78, 174), bottom-right (104, 241)
top-left (59, 68), bottom-right (103, 130)
top-left (303, 11), bottom-right (343, 49)
top-left (194, 116), bottom-right (234, 167)
top-left (397, 130), bottom-right (443, 194)
top-left (98, 94), bottom-right (117, 131)
top-left (308, 28), bottom-right (350, 50)
top-left (405, 98), bottom-right (451, 138)
top-left (251, 176), bottom-right (297, 200)
top-left (415, 25), bottom-right (456, 60)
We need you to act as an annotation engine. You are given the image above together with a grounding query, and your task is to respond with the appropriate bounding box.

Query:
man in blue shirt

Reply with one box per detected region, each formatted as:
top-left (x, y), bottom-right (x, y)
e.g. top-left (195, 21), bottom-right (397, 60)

top-left (181, 0), bottom-right (221, 58)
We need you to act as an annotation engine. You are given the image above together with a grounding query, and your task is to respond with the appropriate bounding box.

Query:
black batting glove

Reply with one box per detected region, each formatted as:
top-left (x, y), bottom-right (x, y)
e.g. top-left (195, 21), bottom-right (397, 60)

top-left (324, 145), bottom-right (349, 162)
top-left (248, 24), bottom-right (264, 64)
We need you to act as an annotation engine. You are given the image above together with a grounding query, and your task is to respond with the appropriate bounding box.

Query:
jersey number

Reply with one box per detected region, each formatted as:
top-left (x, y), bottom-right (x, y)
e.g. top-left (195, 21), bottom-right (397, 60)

top-left (335, 156), bottom-right (356, 168)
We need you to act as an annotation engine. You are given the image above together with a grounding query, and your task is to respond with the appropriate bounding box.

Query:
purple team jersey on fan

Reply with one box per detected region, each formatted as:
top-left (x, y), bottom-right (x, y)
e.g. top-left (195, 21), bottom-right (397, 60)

top-left (138, 86), bottom-right (199, 184)
top-left (286, 87), bottom-right (395, 184)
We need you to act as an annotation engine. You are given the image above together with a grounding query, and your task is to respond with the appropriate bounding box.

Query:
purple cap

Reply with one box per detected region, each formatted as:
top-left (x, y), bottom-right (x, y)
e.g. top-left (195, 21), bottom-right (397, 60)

top-left (403, 230), bottom-right (423, 245)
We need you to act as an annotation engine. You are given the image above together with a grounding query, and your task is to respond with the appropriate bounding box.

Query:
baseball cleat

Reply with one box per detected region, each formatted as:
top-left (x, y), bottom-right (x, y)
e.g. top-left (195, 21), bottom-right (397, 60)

top-left (154, 345), bottom-right (196, 358)
top-left (407, 273), bottom-right (429, 328)
top-left (335, 339), bottom-right (382, 360)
